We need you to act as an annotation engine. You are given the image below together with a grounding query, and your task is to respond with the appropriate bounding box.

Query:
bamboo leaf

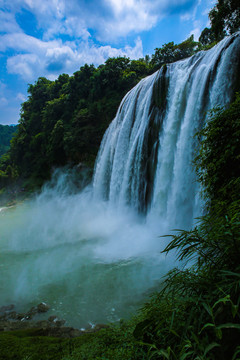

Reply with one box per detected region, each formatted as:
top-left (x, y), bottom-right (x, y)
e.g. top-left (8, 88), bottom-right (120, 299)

top-left (202, 302), bottom-right (213, 317)
top-left (170, 329), bottom-right (180, 338)
top-left (231, 304), bottom-right (239, 318)
top-left (199, 323), bottom-right (215, 334)
top-left (232, 346), bottom-right (240, 360)
top-left (213, 295), bottom-right (231, 308)
top-left (217, 323), bottom-right (240, 330)
top-left (203, 342), bottom-right (220, 356)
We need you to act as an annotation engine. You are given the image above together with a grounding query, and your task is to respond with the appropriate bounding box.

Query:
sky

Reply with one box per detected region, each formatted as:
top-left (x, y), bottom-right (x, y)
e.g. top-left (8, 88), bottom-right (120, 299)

top-left (0, 0), bottom-right (214, 125)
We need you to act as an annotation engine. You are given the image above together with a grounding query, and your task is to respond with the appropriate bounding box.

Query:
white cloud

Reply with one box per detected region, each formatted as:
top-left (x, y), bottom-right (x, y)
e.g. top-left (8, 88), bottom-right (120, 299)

top-left (100, 0), bottom-right (157, 39)
top-left (4, 32), bottom-right (143, 81)
top-left (16, 92), bottom-right (27, 102)
top-left (7, 54), bottom-right (39, 80)
top-left (0, 97), bottom-right (8, 106)
top-left (181, 0), bottom-right (213, 41)
top-left (1, 0), bottom-right (200, 42)
top-left (180, 0), bottom-right (201, 22)
top-left (0, 0), bottom-right (201, 83)
top-left (0, 10), bottom-right (22, 33)
top-left (190, 27), bottom-right (201, 41)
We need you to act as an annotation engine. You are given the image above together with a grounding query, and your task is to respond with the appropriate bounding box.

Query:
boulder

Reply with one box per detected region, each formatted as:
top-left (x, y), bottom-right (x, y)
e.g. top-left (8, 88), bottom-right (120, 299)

top-left (37, 302), bottom-right (50, 313)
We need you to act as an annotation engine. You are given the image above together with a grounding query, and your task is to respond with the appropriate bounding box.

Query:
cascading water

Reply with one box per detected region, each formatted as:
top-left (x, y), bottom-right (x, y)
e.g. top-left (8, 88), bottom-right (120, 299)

top-left (0, 34), bottom-right (239, 328)
top-left (93, 33), bottom-right (240, 230)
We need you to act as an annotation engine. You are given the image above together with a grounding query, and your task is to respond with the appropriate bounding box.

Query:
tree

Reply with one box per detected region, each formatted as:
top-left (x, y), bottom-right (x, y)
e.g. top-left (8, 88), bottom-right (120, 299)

top-left (151, 35), bottom-right (198, 70)
top-left (195, 93), bottom-right (240, 212)
top-left (209, 0), bottom-right (240, 40)
top-left (199, 27), bottom-right (216, 47)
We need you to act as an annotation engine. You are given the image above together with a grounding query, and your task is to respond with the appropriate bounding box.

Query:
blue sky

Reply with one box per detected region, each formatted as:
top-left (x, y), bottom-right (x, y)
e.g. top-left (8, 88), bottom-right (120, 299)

top-left (0, 0), bottom-right (214, 125)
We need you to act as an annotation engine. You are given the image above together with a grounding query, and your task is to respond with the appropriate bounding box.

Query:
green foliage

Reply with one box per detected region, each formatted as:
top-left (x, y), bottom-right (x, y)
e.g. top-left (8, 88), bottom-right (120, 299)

top-left (132, 210), bottom-right (240, 359)
top-left (0, 323), bottom-right (146, 360)
top-left (151, 35), bottom-right (198, 71)
top-left (0, 125), bottom-right (17, 157)
top-left (194, 93), bottom-right (240, 213)
top-left (199, 28), bottom-right (216, 47)
top-left (209, 0), bottom-right (240, 41)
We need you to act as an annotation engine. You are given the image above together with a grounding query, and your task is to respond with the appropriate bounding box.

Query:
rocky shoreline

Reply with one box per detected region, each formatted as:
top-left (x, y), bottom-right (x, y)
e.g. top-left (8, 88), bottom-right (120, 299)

top-left (0, 303), bottom-right (108, 338)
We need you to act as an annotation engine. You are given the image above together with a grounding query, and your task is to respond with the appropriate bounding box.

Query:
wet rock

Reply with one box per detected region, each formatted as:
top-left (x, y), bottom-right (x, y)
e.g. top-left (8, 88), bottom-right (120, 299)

top-left (36, 320), bottom-right (49, 329)
top-left (0, 304), bottom-right (14, 313)
top-left (55, 319), bottom-right (66, 327)
top-left (26, 306), bottom-right (38, 318)
top-left (37, 302), bottom-right (50, 313)
top-left (8, 311), bottom-right (17, 320)
top-left (0, 313), bottom-right (7, 321)
top-left (47, 316), bottom-right (65, 327)
top-left (94, 324), bottom-right (109, 331)
top-left (83, 323), bottom-right (109, 333)
top-left (16, 313), bottom-right (26, 321)
top-left (0, 303), bottom-right (109, 338)
top-left (48, 315), bottom-right (58, 323)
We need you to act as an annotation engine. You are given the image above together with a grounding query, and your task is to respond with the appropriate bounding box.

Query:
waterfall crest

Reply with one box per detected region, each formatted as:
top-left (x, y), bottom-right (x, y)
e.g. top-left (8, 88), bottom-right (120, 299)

top-left (93, 34), bottom-right (240, 230)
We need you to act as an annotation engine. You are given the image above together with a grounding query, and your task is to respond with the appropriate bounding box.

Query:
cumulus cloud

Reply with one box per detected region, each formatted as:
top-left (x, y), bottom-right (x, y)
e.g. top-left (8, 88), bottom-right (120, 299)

top-left (0, 0), bottom-right (152, 81)
top-left (3, 32), bottom-right (143, 81)
top-left (1, 0), bottom-right (200, 42)
top-left (0, 10), bottom-right (22, 33)
top-left (16, 93), bottom-right (27, 102)
top-left (190, 26), bottom-right (201, 40)
top-left (180, 0), bottom-right (211, 40)
top-left (0, 97), bottom-right (8, 106)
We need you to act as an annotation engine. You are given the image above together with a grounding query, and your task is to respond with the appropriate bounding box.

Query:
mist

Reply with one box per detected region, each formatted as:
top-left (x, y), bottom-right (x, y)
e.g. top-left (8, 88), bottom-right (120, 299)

top-left (0, 168), bottom-right (177, 328)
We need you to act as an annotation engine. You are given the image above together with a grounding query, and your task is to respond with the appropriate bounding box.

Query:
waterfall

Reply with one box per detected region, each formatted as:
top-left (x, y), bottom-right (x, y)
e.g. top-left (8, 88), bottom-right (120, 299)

top-left (93, 33), bottom-right (240, 230)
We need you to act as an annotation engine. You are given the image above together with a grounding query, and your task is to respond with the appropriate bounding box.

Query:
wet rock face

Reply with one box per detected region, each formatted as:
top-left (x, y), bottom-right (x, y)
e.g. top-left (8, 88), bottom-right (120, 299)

top-left (37, 302), bottom-right (50, 313)
top-left (0, 304), bottom-right (14, 313)
top-left (0, 303), bottom-right (109, 338)
top-left (0, 303), bottom-right (79, 337)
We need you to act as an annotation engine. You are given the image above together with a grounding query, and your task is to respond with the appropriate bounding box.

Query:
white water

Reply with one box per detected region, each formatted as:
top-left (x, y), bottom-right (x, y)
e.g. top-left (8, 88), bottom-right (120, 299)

top-left (0, 34), bottom-right (240, 328)
top-left (94, 33), bottom-right (240, 229)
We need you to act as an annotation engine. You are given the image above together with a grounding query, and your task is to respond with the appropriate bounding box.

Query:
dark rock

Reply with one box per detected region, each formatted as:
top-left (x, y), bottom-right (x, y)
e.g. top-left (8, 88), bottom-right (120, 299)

top-left (48, 315), bottom-right (58, 323)
top-left (94, 324), bottom-right (109, 331)
top-left (55, 319), bottom-right (66, 327)
top-left (83, 323), bottom-right (109, 333)
top-left (0, 304), bottom-right (15, 313)
top-left (16, 313), bottom-right (26, 321)
top-left (26, 306), bottom-right (38, 317)
top-left (36, 320), bottom-right (49, 329)
top-left (0, 302), bottom-right (109, 338)
top-left (37, 302), bottom-right (50, 313)
top-left (8, 311), bottom-right (17, 320)
top-left (0, 314), bottom-right (7, 321)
